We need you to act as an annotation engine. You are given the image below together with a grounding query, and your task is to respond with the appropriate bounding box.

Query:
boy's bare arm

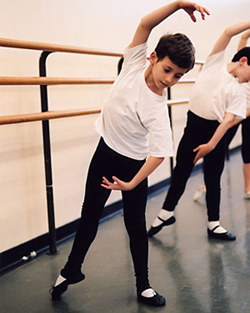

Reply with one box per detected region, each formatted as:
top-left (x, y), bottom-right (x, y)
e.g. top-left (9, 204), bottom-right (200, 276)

top-left (229, 108), bottom-right (250, 128)
top-left (128, 0), bottom-right (209, 49)
top-left (101, 156), bottom-right (164, 191)
top-left (210, 21), bottom-right (250, 56)
top-left (193, 112), bottom-right (235, 164)
top-left (237, 29), bottom-right (250, 51)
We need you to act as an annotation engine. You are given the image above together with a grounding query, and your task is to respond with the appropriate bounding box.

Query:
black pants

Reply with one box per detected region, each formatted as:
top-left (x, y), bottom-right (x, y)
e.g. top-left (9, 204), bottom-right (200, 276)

top-left (163, 111), bottom-right (226, 221)
top-left (226, 115), bottom-right (250, 163)
top-left (63, 137), bottom-right (149, 293)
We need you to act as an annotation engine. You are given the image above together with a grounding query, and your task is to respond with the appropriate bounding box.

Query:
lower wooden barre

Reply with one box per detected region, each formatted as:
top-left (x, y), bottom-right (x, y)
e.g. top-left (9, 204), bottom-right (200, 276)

top-left (0, 108), bottom-right (101, 125)
top-left (0, 99), bottom-right (189, 125)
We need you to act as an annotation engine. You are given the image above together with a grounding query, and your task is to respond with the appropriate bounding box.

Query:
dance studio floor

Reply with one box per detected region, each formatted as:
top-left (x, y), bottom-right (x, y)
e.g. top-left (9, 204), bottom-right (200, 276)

top-left (1, 150), bottom-right (250, 313)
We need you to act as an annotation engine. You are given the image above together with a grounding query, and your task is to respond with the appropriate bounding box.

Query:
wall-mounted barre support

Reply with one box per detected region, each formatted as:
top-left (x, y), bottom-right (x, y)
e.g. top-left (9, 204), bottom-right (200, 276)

top-left (37, 48), bottom-right (119, 256)
top-left (39, 51), bottom-right (58, 255)
top-left (167, 87), bottom-right (174, 179)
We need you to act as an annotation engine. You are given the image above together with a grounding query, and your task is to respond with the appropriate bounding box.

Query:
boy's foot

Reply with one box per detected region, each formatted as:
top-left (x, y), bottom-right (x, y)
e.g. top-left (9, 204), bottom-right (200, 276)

top-left (137, 288), bottom-right (166, 307)
top-left (207, 226), bottom-right (236, 241)
top-left (50, 271), bottom-right (85, 300)
top-left (147, 216), bottom-right (176, 237)
top-left (244, 191), bottom-right (250, 200)
top-left (193, 183), bottom-right (206, 201)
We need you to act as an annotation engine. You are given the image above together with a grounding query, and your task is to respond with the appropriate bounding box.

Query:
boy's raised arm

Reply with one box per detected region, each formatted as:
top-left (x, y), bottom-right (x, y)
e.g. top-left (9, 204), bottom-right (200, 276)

top-left (237, 29), bottom-right (250, 51)
top-left (210, 21), bottom-right (250, 56)
top-left (128, 0), bottom-right (209, 49)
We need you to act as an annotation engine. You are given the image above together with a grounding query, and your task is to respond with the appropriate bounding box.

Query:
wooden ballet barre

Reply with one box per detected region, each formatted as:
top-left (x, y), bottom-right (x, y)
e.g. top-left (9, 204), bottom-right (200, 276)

top-left (0, 108), bottom-right (101, 125)
top-left (167, 98), bottom-right (189, 106)
top-left (178, 78), bottom-right (196, 84)
top-left (194, 60), bottom-right (204, 66)
top-left (0, 99), bottom-right (189, 125)
top-left (0, 37), bottom-right (123, 57)
top-left (0, 77), bottom-right (197, 86)
top-left (0, 77), bottom-right (115, 85)
top-left (0, 38), bottom-right (204, 66)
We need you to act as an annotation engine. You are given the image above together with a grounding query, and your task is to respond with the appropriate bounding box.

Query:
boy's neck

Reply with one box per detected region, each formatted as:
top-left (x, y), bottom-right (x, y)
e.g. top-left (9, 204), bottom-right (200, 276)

top-left (227, 62), bottom-right (237, 78)
top-left (144, 65), bottom-right (163, 96)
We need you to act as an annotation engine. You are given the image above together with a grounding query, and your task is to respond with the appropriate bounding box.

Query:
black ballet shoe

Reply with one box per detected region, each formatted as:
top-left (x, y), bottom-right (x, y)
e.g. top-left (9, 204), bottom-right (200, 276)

top-left (137, 292), bottom-right (166, 307)
top-left (50, 271), bottom-right (85, 300)
top-left (147, 216), bottom-right (176, 238)
top-left (207, 226), bottom-right (236, 241)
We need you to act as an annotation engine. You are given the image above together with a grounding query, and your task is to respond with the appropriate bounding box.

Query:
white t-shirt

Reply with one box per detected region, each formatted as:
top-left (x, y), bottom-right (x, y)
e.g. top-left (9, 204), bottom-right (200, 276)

top-left (95, 43), bottom-right (174, 160)
top-left (245, 83), bottom-right (250, 110)
top-left (189, 51), bottom-right (246, 122)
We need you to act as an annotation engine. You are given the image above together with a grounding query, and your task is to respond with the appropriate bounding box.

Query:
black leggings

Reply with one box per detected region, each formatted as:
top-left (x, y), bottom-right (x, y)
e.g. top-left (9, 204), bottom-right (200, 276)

top-left (163, 111), bottom-right (226, 221)
top-left (63, 137), bottom-right (149, 293)
top-left (226, 115), bottom-right (250, 163)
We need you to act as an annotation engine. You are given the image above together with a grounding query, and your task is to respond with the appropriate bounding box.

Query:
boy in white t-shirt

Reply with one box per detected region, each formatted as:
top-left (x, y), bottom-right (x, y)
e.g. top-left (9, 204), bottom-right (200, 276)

top-left (50, 1), bottom-right (209, 307)
top-left (148, 21), bottom-right (250, 241)
top-left (194, 30), bottom-right (250, 202)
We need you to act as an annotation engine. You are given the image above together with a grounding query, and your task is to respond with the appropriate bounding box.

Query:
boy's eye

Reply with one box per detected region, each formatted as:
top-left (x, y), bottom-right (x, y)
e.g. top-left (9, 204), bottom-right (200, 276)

top-left (164, 69), bottom-right (170, 73)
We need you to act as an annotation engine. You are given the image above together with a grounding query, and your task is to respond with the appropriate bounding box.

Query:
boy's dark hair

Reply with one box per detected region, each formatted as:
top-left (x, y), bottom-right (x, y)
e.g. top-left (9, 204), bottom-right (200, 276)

top-left (154, 33), bottom-right (195, 71)
top-left (232, 47), bottom-right (250, 65)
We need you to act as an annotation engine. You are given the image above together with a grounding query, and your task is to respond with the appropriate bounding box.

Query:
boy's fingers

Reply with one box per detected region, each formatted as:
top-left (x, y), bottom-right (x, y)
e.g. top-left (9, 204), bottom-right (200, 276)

top-left (199, 7), bottom-right (209, 20)
top-left (190, 13), bottom-right (197, 22)
top-left (193, 151), bottom-right (201, 164)
top-left (112, 176), bottom-right (119, 183)
top-left (203, 7), bottom-right (210, 16)
top-left (192, 4), bottom-right (210, 21)
top-left (200, 6), bottom-right (210, 19)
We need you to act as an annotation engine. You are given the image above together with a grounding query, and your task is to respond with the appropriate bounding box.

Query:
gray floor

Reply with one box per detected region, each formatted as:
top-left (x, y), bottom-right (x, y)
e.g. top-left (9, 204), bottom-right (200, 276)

top-left (1, 150), bottom-right (250, 313)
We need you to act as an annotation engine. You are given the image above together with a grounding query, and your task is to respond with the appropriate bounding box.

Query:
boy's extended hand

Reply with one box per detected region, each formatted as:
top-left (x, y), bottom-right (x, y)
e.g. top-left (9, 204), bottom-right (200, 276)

top-left (101, 176), bottom-right (133, 191)
top-left (193, 143), bottom-right (213, 164)
top-left (179, 1), bottom-right (210, 22)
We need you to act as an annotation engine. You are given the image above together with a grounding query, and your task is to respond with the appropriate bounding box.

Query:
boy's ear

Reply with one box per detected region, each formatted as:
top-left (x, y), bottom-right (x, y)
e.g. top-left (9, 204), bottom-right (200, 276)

top-left (239, 56), bottom-right (248, 65)
top-left (149, 51), bottom-right (158, 64)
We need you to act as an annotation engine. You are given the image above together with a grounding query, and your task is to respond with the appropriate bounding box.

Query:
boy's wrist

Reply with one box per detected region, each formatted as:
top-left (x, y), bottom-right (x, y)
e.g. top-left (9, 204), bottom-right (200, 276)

top-left (242, 33), bottom-right (250, 40)
top-left (175, 1), bottom-right (182, 9)
top-left (207, 141), bottom-right (216, 151)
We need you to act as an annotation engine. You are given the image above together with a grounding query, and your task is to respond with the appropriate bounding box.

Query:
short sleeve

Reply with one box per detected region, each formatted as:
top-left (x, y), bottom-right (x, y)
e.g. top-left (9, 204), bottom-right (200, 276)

top-left (142, 105), bottom-right (174, 157)
top-left (121, 43), bottom-right (148, 74)
top-left (226, 83), bottom-right (246, 119)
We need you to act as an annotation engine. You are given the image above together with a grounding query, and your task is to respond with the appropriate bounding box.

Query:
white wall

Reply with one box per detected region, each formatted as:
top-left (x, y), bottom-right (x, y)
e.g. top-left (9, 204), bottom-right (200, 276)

top-left (0, 0), bottom-right (249, 253)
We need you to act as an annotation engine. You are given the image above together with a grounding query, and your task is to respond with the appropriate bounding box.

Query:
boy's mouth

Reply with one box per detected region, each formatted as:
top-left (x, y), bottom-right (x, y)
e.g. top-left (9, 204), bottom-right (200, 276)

top-left (161, 81), bottom-right (168, 88)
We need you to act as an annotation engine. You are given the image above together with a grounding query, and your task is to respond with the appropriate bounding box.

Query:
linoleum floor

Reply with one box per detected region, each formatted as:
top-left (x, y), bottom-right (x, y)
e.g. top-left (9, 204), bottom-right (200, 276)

top-left (1, 150), bottom-right (250, 313)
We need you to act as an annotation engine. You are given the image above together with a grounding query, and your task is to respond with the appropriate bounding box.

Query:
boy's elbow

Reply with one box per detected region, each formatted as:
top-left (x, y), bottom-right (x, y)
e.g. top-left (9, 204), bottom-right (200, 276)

top-left (158, 157), bottom-right (165, 164)
top-left (224, 114), bottom-right (236, 128)
top-left (228, 114), bottom-right (236, 124)
top-left (139, 16), bottom-right (153, 32)
top-left (223, 27), bottom-right (234, 39)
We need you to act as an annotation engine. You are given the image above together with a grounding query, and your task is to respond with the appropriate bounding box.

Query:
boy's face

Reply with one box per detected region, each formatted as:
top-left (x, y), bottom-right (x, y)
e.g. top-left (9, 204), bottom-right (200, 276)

top-left (236, 57), bottom-right (250, 83)
top-left (150, 52), bottom-right (187, 90)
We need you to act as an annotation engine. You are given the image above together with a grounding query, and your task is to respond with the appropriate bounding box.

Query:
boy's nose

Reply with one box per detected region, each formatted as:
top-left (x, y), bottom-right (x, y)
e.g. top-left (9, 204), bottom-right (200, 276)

top-left (165, 75), bottom-right (174, 85)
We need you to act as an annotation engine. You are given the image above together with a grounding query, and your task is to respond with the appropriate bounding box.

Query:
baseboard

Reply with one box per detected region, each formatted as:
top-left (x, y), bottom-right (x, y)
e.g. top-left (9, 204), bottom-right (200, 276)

top-left (0, 199), bottom-right (125, 276)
